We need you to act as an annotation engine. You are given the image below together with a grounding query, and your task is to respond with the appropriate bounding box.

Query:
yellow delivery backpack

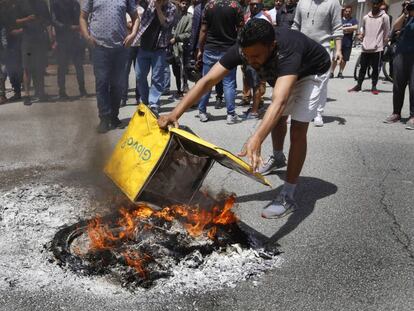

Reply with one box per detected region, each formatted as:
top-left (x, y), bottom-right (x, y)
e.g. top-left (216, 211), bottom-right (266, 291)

top-left (104, 104), bottom-right (270, 205)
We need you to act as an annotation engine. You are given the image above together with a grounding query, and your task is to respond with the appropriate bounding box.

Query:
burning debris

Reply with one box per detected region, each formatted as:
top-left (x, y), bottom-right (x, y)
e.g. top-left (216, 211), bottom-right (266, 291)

top-left (52, 196), bottom-right (279, 290)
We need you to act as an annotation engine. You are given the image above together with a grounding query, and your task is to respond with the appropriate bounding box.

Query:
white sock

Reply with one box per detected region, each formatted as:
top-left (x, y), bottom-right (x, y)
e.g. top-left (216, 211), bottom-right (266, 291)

top-left (281, 182), bottom-right (296, 199)
top-left (273, 150), bottom-right (284, 158)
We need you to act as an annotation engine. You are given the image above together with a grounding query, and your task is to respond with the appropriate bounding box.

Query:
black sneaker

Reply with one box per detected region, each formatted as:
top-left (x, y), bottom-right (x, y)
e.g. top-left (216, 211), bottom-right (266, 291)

top-left (96, 119), bottom-right (112, 134)
top-left (348, 85), bottom-right (361, 92)
top-left (329, 72), bottom-right (334, 79)
top-left (111, 117), bottom-right (127, 129)
top-left (79, 89), bottom-right (88, 98)
top-left (8, 93), bottom-right (21, 102)
top-left (337, 72), bottom-right (344, 79)
top-left (23, 96), bottom-right (32, 106)
top-left (215, 97), bottom-right (224, 109)
top-left (58, 92), bottom-right (69, 100)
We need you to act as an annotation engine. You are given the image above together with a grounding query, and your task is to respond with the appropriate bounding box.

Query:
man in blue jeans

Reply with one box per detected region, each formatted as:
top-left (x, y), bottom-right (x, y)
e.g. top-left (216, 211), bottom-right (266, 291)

top-left (133, 0), bottom-right (176, 114)
top-left (80, 0), bottom-right (139, 133)
top-left (197, 0), bottom-right (244, 124)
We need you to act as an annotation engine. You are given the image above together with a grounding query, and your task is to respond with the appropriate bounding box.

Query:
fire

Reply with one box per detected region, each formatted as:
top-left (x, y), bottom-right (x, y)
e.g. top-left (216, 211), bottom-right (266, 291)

top-left (86, 196), bottom-right (238, 277)
top-left (122, 250), bottom-right (151, 278)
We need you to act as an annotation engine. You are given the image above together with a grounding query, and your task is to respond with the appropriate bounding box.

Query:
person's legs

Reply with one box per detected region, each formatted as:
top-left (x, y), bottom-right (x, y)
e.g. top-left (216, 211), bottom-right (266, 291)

top-left (357, 52), bottom-right (369, 88)
top-left (171, 59), bottom-right (182, 94)
top-left (136, 48), bottom-right (151, 106)
top-left (72, 43), bottom-right (86, 95)
top-left (5, 40), bottom-right (23, 98)
top-left (221, 55), bottom-right (236, 117)
top-left (121, 47), bottom-right (136, 104)
top-left (56, 41), bottom-right (69, 96)
top-left (286, 120), bottom-right (309, 184)
top-left (109, 47), bottom-right (128, 122)
top-left (370, 52), bottom-right (381, 91)
top-left (163, 63), bottom-right (171, 94)
top-left (391, 53), bottom-right (406, 116)
top-left (197, 49), bottom-right (215, 117)
top-left (148, 49), bottom-right (167, 110)
top-left (92, 46), bottom-right (112, 123)
top-left (0, 61), bottom-right (6, 103)
top-left (407, 54), bottom-right (414, 119)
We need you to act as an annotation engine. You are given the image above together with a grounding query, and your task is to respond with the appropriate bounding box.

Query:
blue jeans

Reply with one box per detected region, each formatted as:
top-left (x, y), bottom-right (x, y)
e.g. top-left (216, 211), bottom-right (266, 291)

top-left (198, 49), bottom-right (236, 115)
top-left (92, 46), bottom-right (128, 120)
top-left (122, 47), bottom-right (140, 102)
top-left (136, 48), bottom-right (167, 108)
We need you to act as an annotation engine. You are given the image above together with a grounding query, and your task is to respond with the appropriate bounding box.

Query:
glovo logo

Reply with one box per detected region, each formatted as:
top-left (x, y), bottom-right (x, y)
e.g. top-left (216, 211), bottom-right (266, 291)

top-left (121, 137), bottom-right (152, 161)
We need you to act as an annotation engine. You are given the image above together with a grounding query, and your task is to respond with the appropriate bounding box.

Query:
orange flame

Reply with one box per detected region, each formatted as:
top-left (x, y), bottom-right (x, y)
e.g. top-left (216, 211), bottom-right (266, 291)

top-left (86, 196), bottom-right (238, 273)
top-left (122, 250), bottom-right (151, 278)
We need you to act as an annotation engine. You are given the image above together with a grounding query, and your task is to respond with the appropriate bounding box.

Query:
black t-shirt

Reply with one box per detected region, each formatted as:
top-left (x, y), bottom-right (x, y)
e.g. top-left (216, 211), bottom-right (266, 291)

top-left (219, 28), bottom-right (331, 86)
top-left (15, 0), bottom-right (51, 44)
top-left (140, 14), bottom-right (161, 51)
top-left (202, 0), bottom-right (244, 52)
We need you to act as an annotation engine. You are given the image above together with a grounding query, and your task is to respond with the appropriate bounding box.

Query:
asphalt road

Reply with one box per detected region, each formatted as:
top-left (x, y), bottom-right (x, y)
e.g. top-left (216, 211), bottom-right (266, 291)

top-left (0, 49), bottom-right (413, 311)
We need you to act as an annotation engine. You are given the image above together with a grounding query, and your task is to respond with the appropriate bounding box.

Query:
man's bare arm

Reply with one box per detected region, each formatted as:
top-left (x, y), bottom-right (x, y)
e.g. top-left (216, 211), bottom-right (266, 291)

top-left (158, 63), bottom-right (230, 128)
top-left (79, 10), bottom-right (96, 47)
top-left (239, 75), bottom-right (298, 171)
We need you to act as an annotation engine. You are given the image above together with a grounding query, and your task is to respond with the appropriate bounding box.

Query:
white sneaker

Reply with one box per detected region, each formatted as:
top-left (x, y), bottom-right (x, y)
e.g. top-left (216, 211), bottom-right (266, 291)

top-left (226, 114), bottom-right (239, 124)
top-left (262, 193), bottom-right (297, 219)
top-left (314, 113), bottom-right (324, 127)
top-left (257, 154), bottom-right (286, 175)
top-left (199, 112), bottom-right (209, 122)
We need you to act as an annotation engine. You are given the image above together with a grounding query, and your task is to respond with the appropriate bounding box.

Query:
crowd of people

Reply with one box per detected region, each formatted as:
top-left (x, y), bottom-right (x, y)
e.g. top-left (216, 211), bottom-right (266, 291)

top-left (0, 0), bottom-right (412, 131)
top-left (0, 0), bottom-right (413, 217)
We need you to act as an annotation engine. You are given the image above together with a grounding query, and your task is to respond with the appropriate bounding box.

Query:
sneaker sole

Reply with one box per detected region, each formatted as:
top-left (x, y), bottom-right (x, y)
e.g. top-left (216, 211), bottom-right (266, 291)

top-left (259, 162), bottom-right (287, 176)
top-left (261, 207), bottom-right (295, 219)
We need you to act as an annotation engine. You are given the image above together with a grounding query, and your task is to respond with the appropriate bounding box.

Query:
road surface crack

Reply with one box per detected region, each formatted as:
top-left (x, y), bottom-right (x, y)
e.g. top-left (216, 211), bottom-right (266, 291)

top-left (379, 172), bottom-right (414, 262)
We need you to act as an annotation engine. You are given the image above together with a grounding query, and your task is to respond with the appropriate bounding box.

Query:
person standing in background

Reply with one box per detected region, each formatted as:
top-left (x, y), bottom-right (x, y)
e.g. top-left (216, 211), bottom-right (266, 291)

top-left (268, 0), bottom-right (284, 26)
top-left (190, 0), bottom-right (225, 109)
top-left (196, 0), bottom-right (244, 124)
top-left (133, 0), bottom-right (177, 115)
top-left (290, 0), bottom-right (343, 127)
top-left (274, 0), bottom-right (297, 28)
top-left (330, 5), bottom-right (358, 79)
top-left (15, 0), bottom-right (52, 106)
top-left (51, 0), bottom-right (87, 99)
top-left (348, 0), bottom-right (389, 95)
top-left (0, 22), bottom-right (7, 105)
top-left (80, 0), bottom-right (140, 133)
top-left (383, 0), bottom-right (414, 129)
top-left (170, 0), bottom-right (192, 98)
top-left (4, 0), bottom-right (23, 103)
top-left (121, 0), bottom-right (145, 107)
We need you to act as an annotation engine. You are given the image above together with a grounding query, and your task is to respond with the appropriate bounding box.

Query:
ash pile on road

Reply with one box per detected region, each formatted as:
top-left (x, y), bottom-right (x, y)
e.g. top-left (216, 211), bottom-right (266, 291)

top-left (0, 183), bottom-right (282, 297)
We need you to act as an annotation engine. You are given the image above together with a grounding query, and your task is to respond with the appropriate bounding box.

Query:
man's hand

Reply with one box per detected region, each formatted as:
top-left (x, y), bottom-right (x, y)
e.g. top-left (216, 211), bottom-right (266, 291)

top-left (238, 135), bottom-right (263, 173)
top-left (170, 37), bottom-right (176, 45)
top-left (123, 33), bottom-right (135, 47)
top-left (334, 49), bottom-right (343, 64)
top-left (26, 14), bottom-right (36, 23)
top-left (70, 25), bottom-right (80, 32)
top-left (196, 50), bottom-right (203, 69)
top-left (85, 35), bottom-right (97, 47)
top-left (158, 113), bottom-right (179, 130)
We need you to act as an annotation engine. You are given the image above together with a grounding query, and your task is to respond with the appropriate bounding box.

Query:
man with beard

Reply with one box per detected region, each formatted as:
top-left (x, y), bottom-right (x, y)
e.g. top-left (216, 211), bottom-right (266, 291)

top-left (159, 19), bottom-right (331, 218)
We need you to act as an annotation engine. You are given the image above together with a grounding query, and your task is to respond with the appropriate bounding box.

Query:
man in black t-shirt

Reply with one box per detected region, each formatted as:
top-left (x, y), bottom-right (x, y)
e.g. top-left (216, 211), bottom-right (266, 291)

top-left (15, 0), bottom-right (52, 105)
top-left (196, 0), bottom-right (244, 124)
top-left (159, 19), bottom-right (330, 219)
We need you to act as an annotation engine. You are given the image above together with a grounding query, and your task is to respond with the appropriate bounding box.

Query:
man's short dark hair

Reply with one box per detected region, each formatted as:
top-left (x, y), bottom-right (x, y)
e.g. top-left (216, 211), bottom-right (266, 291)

top-left (239, 19), bottom-right (275, 48)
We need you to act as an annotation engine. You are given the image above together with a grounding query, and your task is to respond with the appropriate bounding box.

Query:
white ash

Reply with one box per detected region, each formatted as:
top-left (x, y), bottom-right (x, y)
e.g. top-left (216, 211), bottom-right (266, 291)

top-left (0, 183), bottom-right (283, 298)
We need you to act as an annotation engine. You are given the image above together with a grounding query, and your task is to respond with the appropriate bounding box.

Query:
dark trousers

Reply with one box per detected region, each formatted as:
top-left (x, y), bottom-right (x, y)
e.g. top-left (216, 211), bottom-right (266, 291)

top-left (171, 57), bottom-right (188, 93)
top-left (5, 36), bottom-right (23, 94)
top-left (92, 46), bottom-right (128, 120)
top-left (56, 38), bottom-right (85, 94)
top-left (122, 46), bottom-right (140, 102)
top-left (393, 52), bottom-right (414, 118)
top-left (358, 51), bottom-right (381, 88)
